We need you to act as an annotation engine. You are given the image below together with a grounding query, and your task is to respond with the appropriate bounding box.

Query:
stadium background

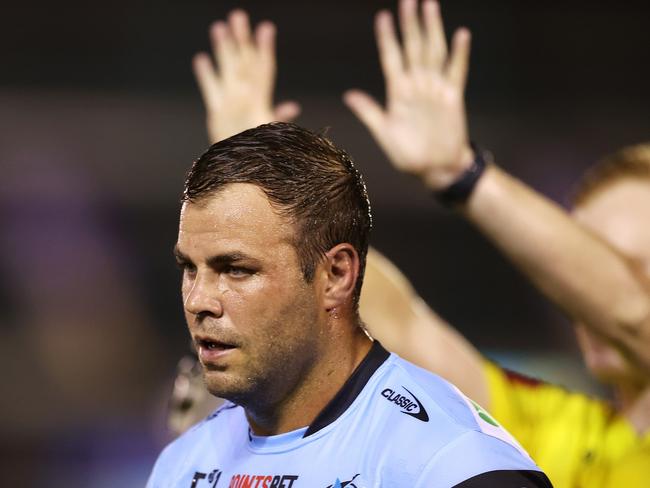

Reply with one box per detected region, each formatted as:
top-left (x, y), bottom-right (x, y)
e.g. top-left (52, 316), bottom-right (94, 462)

top-left (1, 0), bottom-right (649, 485)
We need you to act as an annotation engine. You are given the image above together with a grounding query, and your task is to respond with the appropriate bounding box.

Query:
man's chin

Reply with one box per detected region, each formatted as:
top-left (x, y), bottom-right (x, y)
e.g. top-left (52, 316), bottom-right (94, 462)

top-left (587, 359), bottom-right (635, 385)
top-left (203, 370), bottom-right (250, 403)
top-left (590, 368), bottom-right (622, 386)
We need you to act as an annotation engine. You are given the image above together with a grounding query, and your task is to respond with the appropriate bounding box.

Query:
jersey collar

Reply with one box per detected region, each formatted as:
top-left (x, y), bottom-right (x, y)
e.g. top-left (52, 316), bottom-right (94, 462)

top-left (303, 341), bottom-right (390, 437)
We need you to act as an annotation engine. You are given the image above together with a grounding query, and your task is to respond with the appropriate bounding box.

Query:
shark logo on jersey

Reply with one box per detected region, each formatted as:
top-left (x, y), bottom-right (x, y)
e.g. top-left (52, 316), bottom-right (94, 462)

top-left (325, 473), bottom-right (362, 488)
top-left (381, 386), bottom-right (429, 422)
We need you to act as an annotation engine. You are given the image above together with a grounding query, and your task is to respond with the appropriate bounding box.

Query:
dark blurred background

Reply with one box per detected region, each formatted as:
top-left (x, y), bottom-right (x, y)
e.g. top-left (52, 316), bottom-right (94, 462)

top-left (1, 0), bottom-right (649, 485)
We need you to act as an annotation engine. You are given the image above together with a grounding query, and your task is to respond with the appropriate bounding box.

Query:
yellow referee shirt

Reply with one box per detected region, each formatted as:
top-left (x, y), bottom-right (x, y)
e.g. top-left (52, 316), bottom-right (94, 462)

top-left (484, 361), bottom-right (650, 488)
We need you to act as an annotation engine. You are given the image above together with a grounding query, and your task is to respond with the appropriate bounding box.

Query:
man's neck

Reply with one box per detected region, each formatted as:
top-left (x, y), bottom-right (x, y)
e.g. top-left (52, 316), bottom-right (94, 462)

top-left (246, 330), bottom-right (373, 437)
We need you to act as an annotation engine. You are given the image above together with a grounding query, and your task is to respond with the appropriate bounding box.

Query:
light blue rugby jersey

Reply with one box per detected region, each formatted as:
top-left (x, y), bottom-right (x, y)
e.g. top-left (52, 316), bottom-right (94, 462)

top-left (148, 342), bottom-right (552, 488)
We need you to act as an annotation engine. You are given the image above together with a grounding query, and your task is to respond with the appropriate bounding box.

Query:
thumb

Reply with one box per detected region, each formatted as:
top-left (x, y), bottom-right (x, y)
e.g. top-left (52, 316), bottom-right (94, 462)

top-left (192, 52), bottom-right (221, 109)
top-left (343, 89), bottom-right (386, 140)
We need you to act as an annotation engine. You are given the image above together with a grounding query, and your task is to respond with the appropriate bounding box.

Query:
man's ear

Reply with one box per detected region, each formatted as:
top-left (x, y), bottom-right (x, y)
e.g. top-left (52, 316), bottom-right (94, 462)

top-left (321, 243), bottom-right (360, 310)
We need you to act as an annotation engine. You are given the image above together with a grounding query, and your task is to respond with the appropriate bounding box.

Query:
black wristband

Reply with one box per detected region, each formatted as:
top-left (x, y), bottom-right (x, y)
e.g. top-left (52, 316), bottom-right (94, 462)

top-left (433, 144), bottom-right (488, 206)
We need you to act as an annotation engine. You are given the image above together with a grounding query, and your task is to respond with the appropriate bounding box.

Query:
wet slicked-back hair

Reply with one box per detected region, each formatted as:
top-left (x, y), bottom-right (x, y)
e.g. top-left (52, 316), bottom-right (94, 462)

top-left (182, 122), bottom-right (373, 306)
top-left (572, 143), bottom-right (650, 207)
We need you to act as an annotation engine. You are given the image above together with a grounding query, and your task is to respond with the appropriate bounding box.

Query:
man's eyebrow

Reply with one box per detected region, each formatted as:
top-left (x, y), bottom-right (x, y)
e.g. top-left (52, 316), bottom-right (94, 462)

top-left (172, 246), bottom-right (255, 266)
top-left (206, 252), bottom-right (253, 267)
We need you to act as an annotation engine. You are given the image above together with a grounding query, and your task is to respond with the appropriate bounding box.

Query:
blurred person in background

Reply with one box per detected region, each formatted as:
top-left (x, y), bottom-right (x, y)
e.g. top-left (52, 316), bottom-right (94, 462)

top-left (167, 1), bottom-right (650, 486)
top-left (344, 0), bottom-right (650, 486)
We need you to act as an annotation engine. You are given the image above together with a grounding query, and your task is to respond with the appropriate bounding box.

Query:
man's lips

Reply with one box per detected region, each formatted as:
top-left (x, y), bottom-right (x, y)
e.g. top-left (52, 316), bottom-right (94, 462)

top-left (194, 336), bottom-right (238, 364)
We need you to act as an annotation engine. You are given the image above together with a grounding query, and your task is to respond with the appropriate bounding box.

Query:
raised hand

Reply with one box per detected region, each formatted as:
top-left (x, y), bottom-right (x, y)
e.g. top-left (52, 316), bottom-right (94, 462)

top-left (344, 0), bottom-right (473, 190)
top-left (193, 9), bottom-right (300, 143)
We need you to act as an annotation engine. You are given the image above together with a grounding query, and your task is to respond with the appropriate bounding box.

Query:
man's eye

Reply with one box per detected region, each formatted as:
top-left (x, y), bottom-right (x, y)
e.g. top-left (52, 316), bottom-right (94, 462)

top-left (224, 266), bottom-right (252, 277)
top-left (176, 261), bottom-right (196, 274)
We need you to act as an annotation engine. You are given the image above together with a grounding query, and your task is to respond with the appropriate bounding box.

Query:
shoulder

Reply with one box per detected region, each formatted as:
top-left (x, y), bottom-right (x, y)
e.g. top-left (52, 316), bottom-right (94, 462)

top-left (412, 429), bottom-right (552, 487)
top-left (372, 356), bottom-right (548, 485)
top-left (439, 469), bottom-right (553, 488)
top-left (382, 355), bottom-right (507, 438)
top-left (146, 402), bottom-right (243, 485)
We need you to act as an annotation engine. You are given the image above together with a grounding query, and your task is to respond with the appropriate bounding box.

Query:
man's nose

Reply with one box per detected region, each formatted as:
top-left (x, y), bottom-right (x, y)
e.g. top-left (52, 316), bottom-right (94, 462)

top-left (183, 272), bottom-right (224, 319)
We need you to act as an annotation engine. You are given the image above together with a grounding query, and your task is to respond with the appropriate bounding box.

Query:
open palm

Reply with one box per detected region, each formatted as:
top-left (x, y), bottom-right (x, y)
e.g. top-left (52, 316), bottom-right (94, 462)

top-left (345, 0), bottom-right (473, 190)
top-left (193, 10), bottom-right (300, 143)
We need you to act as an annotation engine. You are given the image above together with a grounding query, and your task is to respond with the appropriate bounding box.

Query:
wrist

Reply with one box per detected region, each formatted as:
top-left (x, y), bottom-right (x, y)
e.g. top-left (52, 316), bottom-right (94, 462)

top-left (432, 143), bottom-right (489, 207)
top-left (421, 145), bottom-right (474, 191)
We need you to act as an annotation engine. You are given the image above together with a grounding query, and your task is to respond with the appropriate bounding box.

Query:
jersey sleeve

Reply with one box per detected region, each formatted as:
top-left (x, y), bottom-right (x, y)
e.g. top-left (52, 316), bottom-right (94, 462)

top-left (414, 430), bottom-right (552, 488)
top-left (145, 429), bottom-right (198, 488)
top-left (449, 469), bottom-right (553, 487)
top-left (145, 442), bottom-right (177, 488)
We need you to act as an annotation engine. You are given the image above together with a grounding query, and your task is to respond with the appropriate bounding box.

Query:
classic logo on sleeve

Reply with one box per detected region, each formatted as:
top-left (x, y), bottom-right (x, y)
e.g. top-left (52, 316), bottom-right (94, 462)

top-left (381, 386), bottom-right (429, 422)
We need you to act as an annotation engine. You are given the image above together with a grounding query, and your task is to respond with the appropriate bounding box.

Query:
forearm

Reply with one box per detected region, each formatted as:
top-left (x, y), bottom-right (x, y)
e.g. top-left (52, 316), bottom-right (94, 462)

top-left (461, 164), bottom-right (650, 369)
